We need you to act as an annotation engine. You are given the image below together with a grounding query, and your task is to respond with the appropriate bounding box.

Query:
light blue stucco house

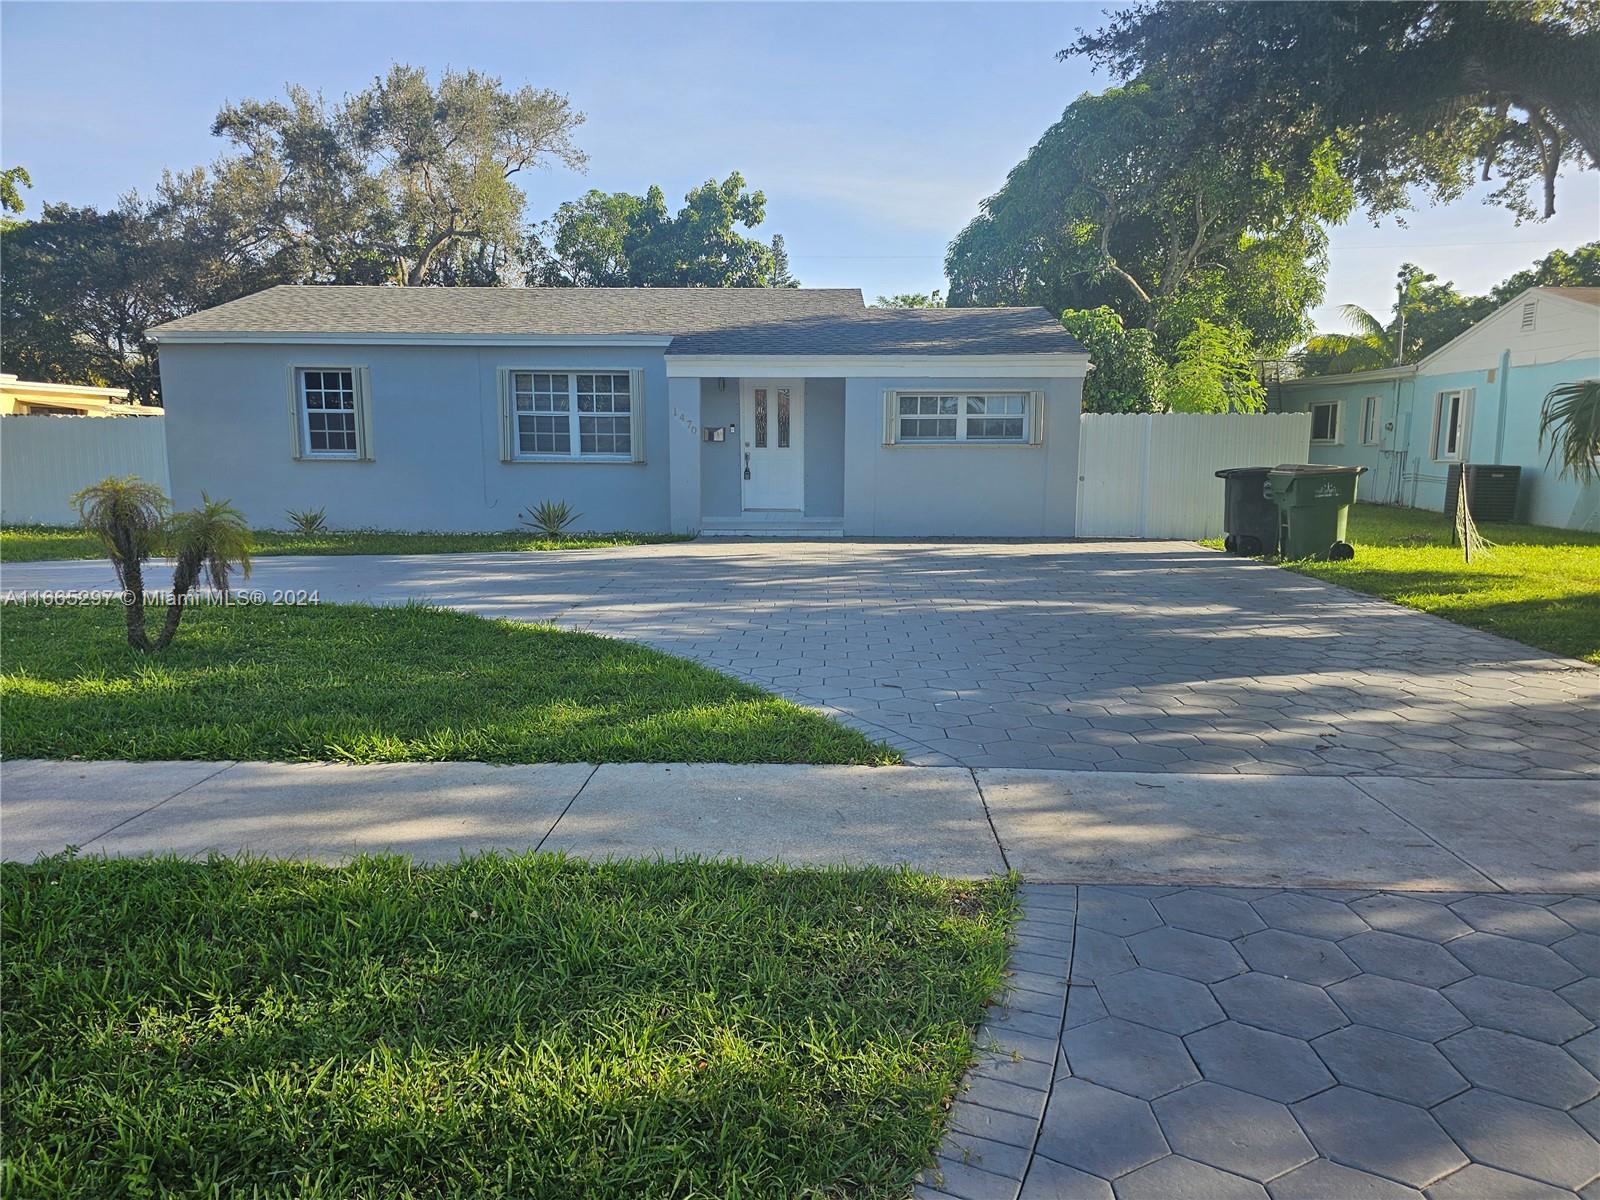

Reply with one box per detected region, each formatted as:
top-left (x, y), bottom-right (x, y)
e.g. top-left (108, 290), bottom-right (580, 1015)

top-left (1275, 287), bottom-right (1600, 530)
top-left (150, 286), bottom-right (1089, 537)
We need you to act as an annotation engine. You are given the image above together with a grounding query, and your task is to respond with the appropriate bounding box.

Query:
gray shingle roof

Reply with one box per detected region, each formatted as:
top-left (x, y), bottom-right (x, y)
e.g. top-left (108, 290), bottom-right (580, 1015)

top-left (150, 285), bottom-right (1085, 357)
top-left (150, 285), bottom-right (866, 337)
top-left (664, 306), bottom-right (1084, 356)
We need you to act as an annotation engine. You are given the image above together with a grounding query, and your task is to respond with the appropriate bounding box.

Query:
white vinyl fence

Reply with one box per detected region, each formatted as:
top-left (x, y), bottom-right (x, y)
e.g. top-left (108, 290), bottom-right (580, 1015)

top-left (1, 416), bottom-right (170, 525)
top-left (1076, 412), bottom-right (1312, 539)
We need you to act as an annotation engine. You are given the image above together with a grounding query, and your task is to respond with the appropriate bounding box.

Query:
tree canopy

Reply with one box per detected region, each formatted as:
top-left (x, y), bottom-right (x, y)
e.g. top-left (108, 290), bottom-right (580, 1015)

top-left (1068, 2), bottom-right (1598, 221)
top-left (945, 77), bottom-right (1349, 357)
top-left (1060, 307), bottom-right (1165, 413)
top-left (189, 65), bottom-right (587, 286)
top-left (526, 173), bottom-right (797, 288)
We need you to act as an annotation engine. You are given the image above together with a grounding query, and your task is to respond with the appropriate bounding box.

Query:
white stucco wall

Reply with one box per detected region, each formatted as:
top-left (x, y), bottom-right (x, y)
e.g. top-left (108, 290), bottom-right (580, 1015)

top-left (160, 342), bottom-right (672, 532)
top-left (842, 376), bottom-right (1082, 537)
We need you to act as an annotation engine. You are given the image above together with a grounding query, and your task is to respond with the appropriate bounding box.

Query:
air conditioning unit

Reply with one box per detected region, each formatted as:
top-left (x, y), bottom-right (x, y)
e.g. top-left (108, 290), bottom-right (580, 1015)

top-left (1445, 463), bottom-right (1522, 524)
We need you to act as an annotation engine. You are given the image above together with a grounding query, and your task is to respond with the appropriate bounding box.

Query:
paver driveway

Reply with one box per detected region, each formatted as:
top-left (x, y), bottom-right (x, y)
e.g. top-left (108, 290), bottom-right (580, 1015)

top-left (5, 539), bottom-right (1596, 777)
top-left (925, 883), bottom-right (1600, 1200)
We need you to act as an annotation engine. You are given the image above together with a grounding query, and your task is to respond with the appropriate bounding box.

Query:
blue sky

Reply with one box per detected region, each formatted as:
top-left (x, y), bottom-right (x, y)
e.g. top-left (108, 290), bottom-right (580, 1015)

top-left (4, 1), bottom-right (1596, 334)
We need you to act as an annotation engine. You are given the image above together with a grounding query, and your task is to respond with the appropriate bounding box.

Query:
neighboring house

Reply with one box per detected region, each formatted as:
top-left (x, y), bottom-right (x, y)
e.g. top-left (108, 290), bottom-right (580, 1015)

top-left (0, 374), bottom-right (162, 417)
top-left (149, 287), bottom-right (1088, 536)
top-left (1276, 287), bottom-right (1600, 531)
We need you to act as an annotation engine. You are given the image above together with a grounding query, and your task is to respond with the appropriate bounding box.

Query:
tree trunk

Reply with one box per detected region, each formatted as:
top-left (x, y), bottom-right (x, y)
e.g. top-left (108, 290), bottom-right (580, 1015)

top-left (120, 550), bottom-right (151, 651)
top-left (150, 554), bottom-right (199, 652)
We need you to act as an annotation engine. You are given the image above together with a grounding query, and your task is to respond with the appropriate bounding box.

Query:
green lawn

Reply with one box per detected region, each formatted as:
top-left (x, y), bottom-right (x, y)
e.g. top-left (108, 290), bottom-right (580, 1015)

top-left (1210, 503), bottom-right (1600, 664)
top-left (0, 602), bottom-right (896, 764)
top-left (0, 525), bottom-right (690, 562)
top-left (1, 854), bottom-right (1014, 1199)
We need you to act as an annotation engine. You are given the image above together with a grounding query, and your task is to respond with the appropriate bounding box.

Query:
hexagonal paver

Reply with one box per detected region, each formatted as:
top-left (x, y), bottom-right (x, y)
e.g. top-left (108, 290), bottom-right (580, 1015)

top-left (1128, 926), bottom-right (1246, 984)
top-left (1071, 928), bottom-right (1136, 982)
top-left (1293, 1087), bottom-right (1468, 1189)
top-left (1154, 890), bottom-right (1267, 940)
top-left (1311, 1025), bottom-right (1468, 1106)
top-left (1567, 1030), bottom-right (1600, 1078)
top-left (1212, 973), bottom-right (1348, 1040)
top-left (1341, 932), bottom-right (1470, 989)
top-left (1186, 1021), bottom-right (1335, 1103)
top-left (1237, 929), bottom-right (1358, 986)
top-left (1450, 896), bottom-right (1581, 945)
top-left (1327, 975), bottom-right (1470, 1042)
top-left (1077, 887), bottom-right (1162, 937)
top-left (1266, 1159), bottom-right (1425, 1199)
top-left (1060, 1017), bottom-right (1199, 1099)
top-left (1449, 933), bottom-right (1585, 989)
top-left (1434, 1089), bottom-right (1600, 1191)
top-left (1442, 975), bottom-right (1595, 1045)
top-left (1556, 933), bottom-right (1600, 978)
top-left (1154, 1081), bottom-right (1315, 1182)
top-left (1561, 978), bottom-right (1600, 1022)
top-left (1114, 1154), bottom-right (1268, 1199)
top-left (1551, 898), bottom-right (1600, 934)
top-left (1095, 967), bottom-right (1224, 1035)
top-left (1425, 1164), bottom-right (1581, 1200)
top-left (1350, 894), bottom-right (1472, 943)
top-left (1439, 1027), bottom-right (1600, 1110)
top-left (1251, 892), bottom-right (1369, 941)
top-left (1017, 1156), bottom-right (1112, 1200)
top-left (1034, 1078), bottom-right (1169, 1180)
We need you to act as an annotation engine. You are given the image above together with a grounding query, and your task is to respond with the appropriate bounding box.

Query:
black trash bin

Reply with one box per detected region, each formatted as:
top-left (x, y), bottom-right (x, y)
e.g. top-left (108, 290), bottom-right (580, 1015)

top-left (1215, 467), bottom-right (1279, 556)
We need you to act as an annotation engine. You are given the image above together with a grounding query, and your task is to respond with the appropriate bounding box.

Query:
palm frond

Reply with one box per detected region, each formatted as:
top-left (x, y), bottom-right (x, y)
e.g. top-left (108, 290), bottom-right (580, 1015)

top-left (1338, 304), bottom-right (1391, 345)
top-left (1539, 379), bottom-right (1600, 484)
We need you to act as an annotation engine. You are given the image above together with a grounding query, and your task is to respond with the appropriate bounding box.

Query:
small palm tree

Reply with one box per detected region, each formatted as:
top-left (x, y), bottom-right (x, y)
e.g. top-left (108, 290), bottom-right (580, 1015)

top-left (153, 495), bottom-right (252, 650)
top-left (71, 475), bottom-right (170, 649)
top-left (1540, 379), bottom-right (1600, 484)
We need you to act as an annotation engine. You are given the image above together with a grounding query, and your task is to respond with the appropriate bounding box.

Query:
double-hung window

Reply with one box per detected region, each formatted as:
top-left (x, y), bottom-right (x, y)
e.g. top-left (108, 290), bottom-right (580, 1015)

top-left (508, 371), bottom-right (634, 460)
top-left (294, 367), bottom-right (365, 459)
top-left (894, 392), bottom-right (1031, 443)
top-left (1360, 396), bottom-right (1381, 446)
top-left (1433, 390), bottom-right (1470, 461)
top-left (1310, 401), bottom-right (1340, 444)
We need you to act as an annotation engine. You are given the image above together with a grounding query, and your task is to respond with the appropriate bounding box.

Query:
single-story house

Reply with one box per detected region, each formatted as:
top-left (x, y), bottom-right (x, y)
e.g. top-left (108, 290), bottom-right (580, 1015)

top-left (0, 373), bottom-right (162, 417)
top-left (150, 287), bottom-right (1089, 537)
top-left (1275, 287), bottom-right (1600, 531)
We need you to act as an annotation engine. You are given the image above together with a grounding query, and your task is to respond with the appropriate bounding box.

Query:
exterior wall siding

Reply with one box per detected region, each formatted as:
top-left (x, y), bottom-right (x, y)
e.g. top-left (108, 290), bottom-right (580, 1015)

top-left (162, 343), bottom-right (1087, 536)
top-left (1279, 357), bottom-right (1600, 531)
top-left (159, 342), bottom-right (672, 532)
top-left (841, 376), bottom-right (1082, 537)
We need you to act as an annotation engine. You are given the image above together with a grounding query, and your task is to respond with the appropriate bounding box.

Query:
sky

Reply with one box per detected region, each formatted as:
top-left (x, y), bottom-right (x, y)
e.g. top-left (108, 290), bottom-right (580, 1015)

top-left (4, 1), bottom-right (1597, 336)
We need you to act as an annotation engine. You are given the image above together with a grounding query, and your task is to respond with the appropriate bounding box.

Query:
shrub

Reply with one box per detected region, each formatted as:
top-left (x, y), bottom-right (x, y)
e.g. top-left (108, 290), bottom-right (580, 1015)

top-left (518, 499), bottom-right (581, 538)
top-left (285, 506), bottom-right (329, 535)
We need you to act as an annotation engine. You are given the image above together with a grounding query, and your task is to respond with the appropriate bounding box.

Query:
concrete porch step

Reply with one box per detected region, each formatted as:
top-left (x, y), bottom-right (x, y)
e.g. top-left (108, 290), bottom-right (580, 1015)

top-left (699, 516), bottom-right (844, 538)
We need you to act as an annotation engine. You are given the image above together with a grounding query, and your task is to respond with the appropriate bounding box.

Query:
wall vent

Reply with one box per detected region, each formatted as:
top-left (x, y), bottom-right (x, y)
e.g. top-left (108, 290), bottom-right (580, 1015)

top-left (1521, 300), bottom-right (1538, 330)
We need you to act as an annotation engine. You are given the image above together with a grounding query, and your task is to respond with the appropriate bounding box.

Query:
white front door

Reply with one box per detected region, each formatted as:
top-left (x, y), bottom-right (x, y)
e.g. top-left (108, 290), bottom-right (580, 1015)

top-left (740, 379), bottom-right (805, 511)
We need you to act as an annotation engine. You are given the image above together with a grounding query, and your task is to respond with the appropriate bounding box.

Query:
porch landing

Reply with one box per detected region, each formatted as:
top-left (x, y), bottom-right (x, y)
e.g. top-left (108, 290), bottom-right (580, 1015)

top-left (698, 516), bottom-right (844, 538)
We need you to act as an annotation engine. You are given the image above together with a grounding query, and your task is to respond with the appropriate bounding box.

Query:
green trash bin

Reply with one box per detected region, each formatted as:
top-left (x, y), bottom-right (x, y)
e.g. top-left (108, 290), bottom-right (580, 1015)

top-left (1267, 464), bottom-right (1367, 561)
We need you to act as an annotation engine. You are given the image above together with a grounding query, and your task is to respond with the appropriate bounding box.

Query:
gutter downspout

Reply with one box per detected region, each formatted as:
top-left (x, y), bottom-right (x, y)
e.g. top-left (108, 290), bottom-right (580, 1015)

top-left (1493, 348), bottom-right (1511, 462)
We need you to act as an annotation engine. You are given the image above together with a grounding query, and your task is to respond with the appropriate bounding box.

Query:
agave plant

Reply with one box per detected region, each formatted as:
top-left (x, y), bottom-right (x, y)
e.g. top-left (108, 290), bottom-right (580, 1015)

top-left (1539, 379), bottom-right (1600, 484)
top-left (152, 495), bottom-right (253, 650)
top-left (518, 499), bottom-right (581, 539)
top-left (285, 506), bottom-right (329, 535)
top-left (71, 475), bottom-right (170, 649)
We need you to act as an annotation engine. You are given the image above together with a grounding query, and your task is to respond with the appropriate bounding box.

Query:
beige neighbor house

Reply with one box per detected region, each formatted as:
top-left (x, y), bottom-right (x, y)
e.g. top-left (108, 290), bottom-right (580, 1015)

top-left (0, 374), bottom-right (162, 417)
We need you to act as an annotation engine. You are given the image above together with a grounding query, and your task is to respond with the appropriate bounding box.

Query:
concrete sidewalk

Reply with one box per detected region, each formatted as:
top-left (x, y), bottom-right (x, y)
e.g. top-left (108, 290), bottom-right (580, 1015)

top-left (3, 759), bottom-right (1594, 892)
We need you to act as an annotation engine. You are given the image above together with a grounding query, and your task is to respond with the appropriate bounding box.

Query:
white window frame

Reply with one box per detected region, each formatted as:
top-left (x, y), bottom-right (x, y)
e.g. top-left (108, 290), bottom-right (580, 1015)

top-left (1360, 395), bottom-right (1381, 446)
top-left (888, 390), bottom-right (1037, 445)
top-left (1432, 389), bottom-right (1472, 462)
top-left (292, 365), bottom-right (368, 461)
top-left (506, 369), bottom-right (637, 462)
top-left (1309, 400), bottom-right (1341, 445)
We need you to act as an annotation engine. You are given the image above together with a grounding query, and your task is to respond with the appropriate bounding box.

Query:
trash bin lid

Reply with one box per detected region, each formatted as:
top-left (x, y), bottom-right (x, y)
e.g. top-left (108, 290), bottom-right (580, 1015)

top-left (1268, 463), bottom-right (1368, 476)
top-left (1214, 466), bottom-right (1275, 479)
